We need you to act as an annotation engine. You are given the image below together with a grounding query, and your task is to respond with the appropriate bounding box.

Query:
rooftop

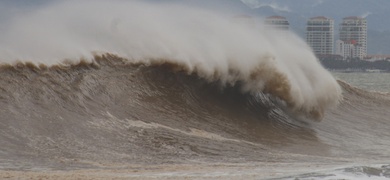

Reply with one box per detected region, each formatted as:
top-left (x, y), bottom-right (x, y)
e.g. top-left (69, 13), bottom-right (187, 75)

top-left (266, 16), bottom-right (287, 20)
top-left (343, 16), bottom-right (365, 20)
top-left (310, 16), bottom-right (332, 20)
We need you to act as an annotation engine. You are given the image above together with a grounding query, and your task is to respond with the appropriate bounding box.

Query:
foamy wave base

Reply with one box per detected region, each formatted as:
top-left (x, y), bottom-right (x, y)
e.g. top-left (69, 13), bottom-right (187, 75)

top-left (0, 0), bottom-right (341, 120)
top-left (281, 164), bottom-right (390, 180)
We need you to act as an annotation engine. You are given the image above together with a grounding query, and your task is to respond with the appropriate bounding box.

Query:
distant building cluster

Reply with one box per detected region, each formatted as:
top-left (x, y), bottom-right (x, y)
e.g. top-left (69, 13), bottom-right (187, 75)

top-left (264, 15), bottom-right (368, 60)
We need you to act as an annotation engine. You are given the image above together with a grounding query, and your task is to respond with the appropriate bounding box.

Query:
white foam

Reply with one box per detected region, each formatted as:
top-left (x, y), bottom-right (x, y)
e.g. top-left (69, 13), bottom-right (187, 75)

top-left (0, 0), bottom-right (341, 119)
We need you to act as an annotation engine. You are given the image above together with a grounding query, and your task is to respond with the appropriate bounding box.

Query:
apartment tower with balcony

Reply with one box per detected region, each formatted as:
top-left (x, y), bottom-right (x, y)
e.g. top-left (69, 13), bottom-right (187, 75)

top-left (306, 16), bottom-right (334, 56)
top-left (339, 16), bottom-right (367, 59)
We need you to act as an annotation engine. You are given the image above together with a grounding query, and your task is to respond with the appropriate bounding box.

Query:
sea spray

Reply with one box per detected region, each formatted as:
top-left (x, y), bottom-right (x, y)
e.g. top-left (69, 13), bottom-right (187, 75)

top-left (0, 0), bottom-right (341, 120)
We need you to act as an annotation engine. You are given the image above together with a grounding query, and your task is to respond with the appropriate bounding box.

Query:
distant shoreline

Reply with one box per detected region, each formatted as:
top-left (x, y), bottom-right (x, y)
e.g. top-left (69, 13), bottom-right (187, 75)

top-left (328, 69), bottom-right (389, 73)
top-left (319, 58), bottom-right (390, 73)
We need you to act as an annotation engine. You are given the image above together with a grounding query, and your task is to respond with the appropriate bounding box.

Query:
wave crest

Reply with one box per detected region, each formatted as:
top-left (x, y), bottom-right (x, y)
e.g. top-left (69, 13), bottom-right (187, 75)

top-left (0, 1), bottom-right (342, 121)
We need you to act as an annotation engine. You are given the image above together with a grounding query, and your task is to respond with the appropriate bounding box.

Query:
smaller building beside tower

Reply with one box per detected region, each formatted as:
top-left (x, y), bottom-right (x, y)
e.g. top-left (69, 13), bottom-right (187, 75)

top-left (335, 39), bottom-right (365, 60)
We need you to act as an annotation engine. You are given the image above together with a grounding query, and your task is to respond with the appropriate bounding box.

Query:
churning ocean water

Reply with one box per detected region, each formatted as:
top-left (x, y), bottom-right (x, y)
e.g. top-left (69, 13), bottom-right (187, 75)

top-left (0, 1), bottom-right (389, 179)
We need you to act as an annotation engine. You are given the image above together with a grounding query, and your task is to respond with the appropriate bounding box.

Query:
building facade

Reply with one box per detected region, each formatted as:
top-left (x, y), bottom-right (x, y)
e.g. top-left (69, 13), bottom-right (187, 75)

top-left (339, 16), bottom-right (367, 58)
top-left (306, 16), bottom-right (334, 56)
top-left (336, 40), bottom-right (365, 60)
top-left (265, 16), bottom-right (289, 30)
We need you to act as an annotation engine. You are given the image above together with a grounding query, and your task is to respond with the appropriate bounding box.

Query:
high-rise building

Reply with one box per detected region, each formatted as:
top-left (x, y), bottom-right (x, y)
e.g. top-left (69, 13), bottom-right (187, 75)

top-left (265, 16), bottom-right (289, 30)
top-left (339, 16), bottom-right (367, 58)
top-left (306, 16), bottom-right (334, 55)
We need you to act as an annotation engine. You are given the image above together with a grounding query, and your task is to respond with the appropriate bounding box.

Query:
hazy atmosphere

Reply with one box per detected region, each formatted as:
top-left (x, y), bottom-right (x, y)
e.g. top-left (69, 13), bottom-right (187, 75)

top-left (2, 0), bottom-right (390, 55)
top-left (0, 0), bottom-right (389, 179)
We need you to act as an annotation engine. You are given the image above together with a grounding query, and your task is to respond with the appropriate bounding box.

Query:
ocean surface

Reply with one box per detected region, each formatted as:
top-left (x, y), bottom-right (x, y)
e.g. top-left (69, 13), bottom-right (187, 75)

top-left (0, 1), bottom-right (389, 179)
top-left (0, 57), bottom-right (389, 179)
top-left (333, 72), bottom-right (390, 92)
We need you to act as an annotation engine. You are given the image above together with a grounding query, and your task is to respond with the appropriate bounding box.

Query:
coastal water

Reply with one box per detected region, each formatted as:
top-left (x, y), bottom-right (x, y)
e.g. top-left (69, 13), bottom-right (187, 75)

top-left (279, 72), bottom-right (390, 180)
top-left (333, 72), bottom-right (390, 92)
top-left (0, 58), bottom-right (389, 180)
top-left (0, 1), bottom-right (389, 179)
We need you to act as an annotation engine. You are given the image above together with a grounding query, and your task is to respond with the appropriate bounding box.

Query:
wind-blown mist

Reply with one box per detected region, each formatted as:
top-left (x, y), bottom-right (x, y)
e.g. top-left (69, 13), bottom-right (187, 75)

top-left (0, 0), bottom-right (341, 120)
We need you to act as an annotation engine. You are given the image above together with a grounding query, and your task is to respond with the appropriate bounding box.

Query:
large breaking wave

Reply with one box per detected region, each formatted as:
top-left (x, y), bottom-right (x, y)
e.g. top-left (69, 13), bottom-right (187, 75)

top-left (6, 1), bottom-right (390, 179)
top-left (0, 0), bottom-right (341, 121)
top-left (1, 54), bottom-right (390, 173)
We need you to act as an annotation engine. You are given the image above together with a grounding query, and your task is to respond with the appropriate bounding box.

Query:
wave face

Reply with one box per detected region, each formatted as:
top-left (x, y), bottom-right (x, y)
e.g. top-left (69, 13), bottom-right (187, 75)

top-left (0, 56), bottom-right (389, 172)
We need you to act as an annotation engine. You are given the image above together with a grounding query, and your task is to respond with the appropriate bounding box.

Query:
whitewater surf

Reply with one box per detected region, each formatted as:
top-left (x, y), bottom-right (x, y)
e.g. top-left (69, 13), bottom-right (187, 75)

top-left (0, 1), bottom-right (389, 179)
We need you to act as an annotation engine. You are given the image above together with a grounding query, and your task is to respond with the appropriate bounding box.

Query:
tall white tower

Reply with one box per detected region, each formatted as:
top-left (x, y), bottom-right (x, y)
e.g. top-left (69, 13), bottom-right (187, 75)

top-left (306, 16), bottom-right (334, 55)
top-left (339, 16), bottom-right (367, 58)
